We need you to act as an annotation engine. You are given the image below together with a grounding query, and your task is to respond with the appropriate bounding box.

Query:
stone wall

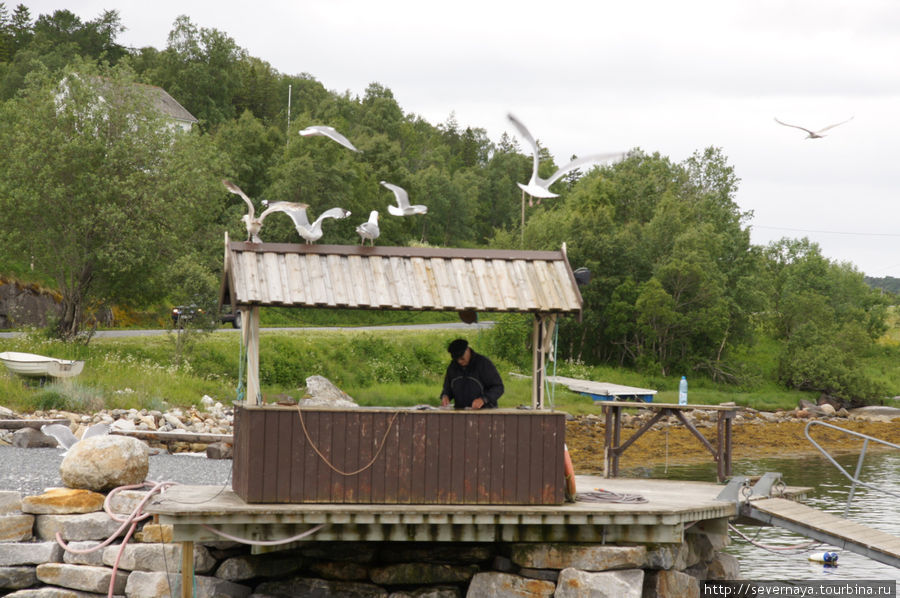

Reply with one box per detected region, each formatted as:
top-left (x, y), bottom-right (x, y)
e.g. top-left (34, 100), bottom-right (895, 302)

top-left (0, 488), bottom-right (740, 598)
top-left (0, 281), bottom-right (61, 329)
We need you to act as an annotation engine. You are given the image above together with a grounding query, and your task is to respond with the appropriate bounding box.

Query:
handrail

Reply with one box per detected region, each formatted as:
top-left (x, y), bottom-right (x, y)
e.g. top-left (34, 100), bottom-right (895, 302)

top-left (804, 420), bottom-right (900, 517)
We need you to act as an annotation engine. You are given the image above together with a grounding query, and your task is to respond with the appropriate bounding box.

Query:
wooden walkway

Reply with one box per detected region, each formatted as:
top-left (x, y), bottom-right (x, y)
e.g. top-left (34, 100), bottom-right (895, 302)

top-left (745, 497), bottom-right (900, 569)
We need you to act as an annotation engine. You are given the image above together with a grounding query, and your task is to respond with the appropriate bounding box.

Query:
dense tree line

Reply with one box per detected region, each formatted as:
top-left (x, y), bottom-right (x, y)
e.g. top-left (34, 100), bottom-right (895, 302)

top-left (0, 5), bottom-right (892, 401)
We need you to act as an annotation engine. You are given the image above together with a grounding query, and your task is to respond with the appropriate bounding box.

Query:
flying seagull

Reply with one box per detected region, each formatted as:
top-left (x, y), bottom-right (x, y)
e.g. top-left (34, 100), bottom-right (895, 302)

top-left (41, 422), bottom-right (109, 455)
top-left (299, 125), bottom-right (360, 152)
top-left (774, 116), bottom-right (854, 139)
top-left (507, 113), bottom-right (623, 199)
top-left (223, 179), bottom-right (307, 243)
top-left (356, 210), bottom-right (380, 246)
top-left (273, 204), bottom-right (352, 244)
top-left (380, 181), bottom-right (427, 216)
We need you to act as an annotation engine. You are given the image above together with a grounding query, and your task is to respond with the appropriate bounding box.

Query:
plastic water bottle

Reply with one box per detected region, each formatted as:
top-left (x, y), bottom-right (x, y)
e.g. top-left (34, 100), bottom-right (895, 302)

top-left (678, 376), bottom-right (688, 405)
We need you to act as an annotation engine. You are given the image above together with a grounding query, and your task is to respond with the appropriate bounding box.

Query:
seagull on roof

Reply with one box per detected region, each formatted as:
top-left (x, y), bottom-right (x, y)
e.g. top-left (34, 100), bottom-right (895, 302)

top-left (774, 116), bottom-right (854, 139)
top-left (356, 210), bottom-right (380, 246)
top-left (380, 181), bottom-right (427, 216)
top-left (273, 204), bottom-right (352, 244)
top-left (507, 113), bottom-right (623, 199)
top-left (41, 422), bottom-right (109, 455)
top-left (223, 179), bottom-right (302, 243)
top-left (299, 125), bottom-right (359, 152)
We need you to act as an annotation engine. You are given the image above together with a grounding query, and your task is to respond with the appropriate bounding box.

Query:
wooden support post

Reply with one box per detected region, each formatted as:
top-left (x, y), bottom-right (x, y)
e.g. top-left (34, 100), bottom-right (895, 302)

top-left (245, 306), bottom-right (261, 405)
top-left (180, 540), bottom-right (193, 598)
top-left (532, 315), bottom-right (545, 410)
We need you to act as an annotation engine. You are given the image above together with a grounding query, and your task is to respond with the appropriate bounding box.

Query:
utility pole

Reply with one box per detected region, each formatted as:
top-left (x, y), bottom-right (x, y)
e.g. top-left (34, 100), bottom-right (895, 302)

top-left (286, 84), bottom-right (292, 145)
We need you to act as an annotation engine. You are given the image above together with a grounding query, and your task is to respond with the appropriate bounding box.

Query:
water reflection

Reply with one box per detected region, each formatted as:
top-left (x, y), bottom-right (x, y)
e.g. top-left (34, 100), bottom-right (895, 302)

top-left (634, 450), bottom-right (900, 587)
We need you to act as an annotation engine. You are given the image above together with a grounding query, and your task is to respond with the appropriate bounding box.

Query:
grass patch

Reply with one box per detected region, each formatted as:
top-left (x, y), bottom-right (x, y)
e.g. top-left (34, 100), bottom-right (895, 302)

top-left (1, 323), bottom-right (896, 415)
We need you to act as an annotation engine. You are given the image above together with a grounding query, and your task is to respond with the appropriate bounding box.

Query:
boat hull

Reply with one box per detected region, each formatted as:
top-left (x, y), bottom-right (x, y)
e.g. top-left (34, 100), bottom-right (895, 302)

top-left (0, 351), bottom-right (85, 378)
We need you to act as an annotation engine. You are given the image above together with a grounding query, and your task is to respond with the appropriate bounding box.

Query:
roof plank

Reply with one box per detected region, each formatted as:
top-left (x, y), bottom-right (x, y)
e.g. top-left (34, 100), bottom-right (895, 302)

top-left (224, 242), bottom-right (582, 315)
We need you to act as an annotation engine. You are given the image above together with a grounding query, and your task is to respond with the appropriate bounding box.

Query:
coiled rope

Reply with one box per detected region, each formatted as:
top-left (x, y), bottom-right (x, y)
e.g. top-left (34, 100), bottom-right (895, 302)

top-left (576, 489), bottom-right (649, 504)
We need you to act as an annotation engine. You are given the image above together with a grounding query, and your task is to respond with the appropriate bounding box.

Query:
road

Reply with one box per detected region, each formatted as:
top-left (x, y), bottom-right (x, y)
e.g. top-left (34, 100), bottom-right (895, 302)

top-left (0, 321), bottom-right (494, 339)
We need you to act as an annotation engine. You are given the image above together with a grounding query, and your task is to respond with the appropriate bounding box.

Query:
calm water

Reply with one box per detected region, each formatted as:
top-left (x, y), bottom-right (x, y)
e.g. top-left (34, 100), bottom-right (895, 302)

top-left (637, 448), bottom-right (900, 589)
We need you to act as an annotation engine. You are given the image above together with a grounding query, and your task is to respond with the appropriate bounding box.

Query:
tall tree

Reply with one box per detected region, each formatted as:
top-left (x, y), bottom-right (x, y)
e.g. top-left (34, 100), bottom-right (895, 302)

top-left (0, 61), bottom-right (228, 339)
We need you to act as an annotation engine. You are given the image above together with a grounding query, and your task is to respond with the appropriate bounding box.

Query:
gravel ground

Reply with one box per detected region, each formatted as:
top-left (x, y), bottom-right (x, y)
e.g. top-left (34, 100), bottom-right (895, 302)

top-left (0, 446), bottom-right (234, 497)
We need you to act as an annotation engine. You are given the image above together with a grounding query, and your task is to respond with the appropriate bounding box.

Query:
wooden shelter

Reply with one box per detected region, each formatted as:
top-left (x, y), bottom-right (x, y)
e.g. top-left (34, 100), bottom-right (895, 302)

top-left (219, 233), bottom-right (585, 409)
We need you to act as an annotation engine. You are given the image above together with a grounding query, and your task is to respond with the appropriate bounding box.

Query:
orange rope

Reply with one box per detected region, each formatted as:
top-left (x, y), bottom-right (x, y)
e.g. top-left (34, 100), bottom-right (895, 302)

top-left (295, 405), bottom-right (401, 476)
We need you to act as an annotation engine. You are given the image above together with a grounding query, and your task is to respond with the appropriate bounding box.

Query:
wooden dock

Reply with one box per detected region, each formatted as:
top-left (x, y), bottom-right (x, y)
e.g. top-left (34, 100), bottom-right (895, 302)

top-left (147, 476), bottom-right (743, 546)
top-left (744, 497), bottom-right (900, 569)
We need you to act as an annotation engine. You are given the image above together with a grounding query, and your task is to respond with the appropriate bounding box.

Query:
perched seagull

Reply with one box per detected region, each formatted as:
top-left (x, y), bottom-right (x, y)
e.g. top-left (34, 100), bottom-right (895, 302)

top-left (774, 116), bottom-right (854, 139)
top-left (507, 113), bottom-right (623, 199)
top-left (222, 179), bottom-right (271, 242)
top-left (41, 422), bottom-right (109, 455)
top-left (380, 181), bottom-right (427, 216)
top-left (356, 210), bottom-right (380, 245)
top-left (299, 125), bottom-right (360, 152)
top-left (274, 204), bottom-right (352, 244)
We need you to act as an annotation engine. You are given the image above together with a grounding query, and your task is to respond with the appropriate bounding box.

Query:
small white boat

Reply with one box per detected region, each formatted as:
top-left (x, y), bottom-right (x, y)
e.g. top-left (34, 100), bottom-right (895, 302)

top-left (0, 351), bottom-right (85, 379)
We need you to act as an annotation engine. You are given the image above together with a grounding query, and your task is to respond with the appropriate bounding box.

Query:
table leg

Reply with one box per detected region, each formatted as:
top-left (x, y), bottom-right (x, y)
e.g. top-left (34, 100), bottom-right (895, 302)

top-left (181, 540), bottom-right (193, 598)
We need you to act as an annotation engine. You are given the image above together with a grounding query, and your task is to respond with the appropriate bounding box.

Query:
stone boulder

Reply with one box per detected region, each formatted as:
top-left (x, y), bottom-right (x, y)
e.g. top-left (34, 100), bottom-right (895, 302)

top-left (12, 427), bottom-right (58, 448)
top-left (60, 435), bottom-right (149, 492)
top-left (299, 375), bottom-right (358, 408)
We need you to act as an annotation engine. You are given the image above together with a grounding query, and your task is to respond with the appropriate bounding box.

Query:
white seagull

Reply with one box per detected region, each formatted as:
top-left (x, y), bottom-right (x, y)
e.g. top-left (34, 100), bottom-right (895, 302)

top-left (223, 179), bottom-right (307, 243)
top-left (774, 116), bottom-right (854, 139)
top-left (299, 125), bottom-right (359, 152)
top-left (356, 210), bottom-right (380, 246)
top-left (507, 113), bottom-right (623, 199)
top-left (380, 181), bottom-right (427, 216)
top-left (275, 204), bottom-right (352, 244)
top-left (41, 422), bottom-right (109, 455)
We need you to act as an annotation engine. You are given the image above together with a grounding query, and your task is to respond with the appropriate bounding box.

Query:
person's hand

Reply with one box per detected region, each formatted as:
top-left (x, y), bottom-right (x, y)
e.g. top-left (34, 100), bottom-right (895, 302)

top-left (472, 398), bottom-right (485, 409)
top-left (441, 395), bottom-right (450, 407)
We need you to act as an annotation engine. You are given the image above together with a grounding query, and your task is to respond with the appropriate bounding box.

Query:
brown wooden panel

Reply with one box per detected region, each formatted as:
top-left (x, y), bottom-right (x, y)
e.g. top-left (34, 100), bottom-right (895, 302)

top-left (231, 405), bottom-right (249, 499)
top-left (340, 411), bottom-right (358, 502)
top-left (463, 415), bottom-right (478, 503)
top-left (302, 410), bottom-right (320, 503)
top-left (355, 411), bottom-right (373, 502)
top-left (275, 409), bottom-right (293, 502)
top-left (289, 409), bottom-right (305, 502)
top-left (450, 413), bottom-right (466, 503)
top-left (543, 417), bottom-right (562, 504)
top-left (410, 414), bottom-right (427, 503)
top-left (476, 414), bottom-right (492, 504)
top-left (502, 415), bottom-right (518, 504)
top-left (516, 415), bottom-right (531, 503)
top-left (437, 411), bottom-right (452, 504)
top-left (316, 411), bottom-right (333, 502)
top-left (423, 413), bottom-right (440, 502)
top-left (383, 412), bottom-right (400, 503)
top-left (370, 412), bottom-right (387, 503)
top-left (489, 415), bottom-right (505, 504)
top-left (396, 412), bottom-right (413, 503)
top-left (232, 406), bottom-right (565, 505)
top-left (528, 415), bottom-right (544, 504)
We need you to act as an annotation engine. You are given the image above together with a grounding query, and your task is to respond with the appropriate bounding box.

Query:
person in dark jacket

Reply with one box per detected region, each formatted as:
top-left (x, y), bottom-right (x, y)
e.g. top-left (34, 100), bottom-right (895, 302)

top-left (440, 338), bottom-right (504, 409)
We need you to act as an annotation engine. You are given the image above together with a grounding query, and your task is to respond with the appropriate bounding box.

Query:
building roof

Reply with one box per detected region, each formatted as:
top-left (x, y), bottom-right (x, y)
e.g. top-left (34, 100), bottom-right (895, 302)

top-left (143, 85), bottom-right (198, 124)
top-left (220, 237), bottom-right (583, 316)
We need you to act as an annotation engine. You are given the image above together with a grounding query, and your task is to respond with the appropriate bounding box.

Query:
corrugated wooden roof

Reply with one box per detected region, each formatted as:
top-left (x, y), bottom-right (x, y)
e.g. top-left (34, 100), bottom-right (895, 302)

top-left (220, 238), bottom-right (583, 315)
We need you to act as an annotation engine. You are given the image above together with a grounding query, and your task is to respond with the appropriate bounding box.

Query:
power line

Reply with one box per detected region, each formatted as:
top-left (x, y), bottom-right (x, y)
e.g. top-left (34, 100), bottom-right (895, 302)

top-left (752, 225), bottom-right (900, 238)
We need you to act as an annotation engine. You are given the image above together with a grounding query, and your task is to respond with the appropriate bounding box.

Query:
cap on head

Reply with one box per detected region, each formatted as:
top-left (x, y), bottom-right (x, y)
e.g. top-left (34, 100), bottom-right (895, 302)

top-left (448, 338), bottom-right (468, 360)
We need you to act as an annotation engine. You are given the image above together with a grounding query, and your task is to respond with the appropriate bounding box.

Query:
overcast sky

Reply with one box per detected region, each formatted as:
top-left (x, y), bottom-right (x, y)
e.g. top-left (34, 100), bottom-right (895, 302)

top-left (23, 0), bottom-right (900, 277)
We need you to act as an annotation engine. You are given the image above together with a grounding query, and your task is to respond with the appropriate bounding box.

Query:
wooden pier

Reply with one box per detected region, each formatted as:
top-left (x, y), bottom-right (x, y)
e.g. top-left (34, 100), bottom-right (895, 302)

top-left (148, 476), bottom-right (742, 546)
top-left (744, 497), bottom-right (900, 569)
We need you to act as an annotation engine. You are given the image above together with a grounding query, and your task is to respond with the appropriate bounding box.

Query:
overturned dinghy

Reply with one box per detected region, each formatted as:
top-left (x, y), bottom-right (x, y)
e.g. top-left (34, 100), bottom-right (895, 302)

top-left (0, 351), bottom-right (85, 379)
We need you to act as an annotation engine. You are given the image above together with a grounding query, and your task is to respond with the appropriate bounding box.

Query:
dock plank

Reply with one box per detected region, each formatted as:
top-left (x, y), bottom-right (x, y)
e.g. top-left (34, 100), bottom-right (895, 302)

top-left (750, 498), bottom-right (900, 564)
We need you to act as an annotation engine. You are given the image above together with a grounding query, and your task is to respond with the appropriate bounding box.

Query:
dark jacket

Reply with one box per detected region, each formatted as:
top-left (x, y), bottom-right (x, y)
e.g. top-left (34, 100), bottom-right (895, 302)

top-left (441, 349), bottom-right (504, 409)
